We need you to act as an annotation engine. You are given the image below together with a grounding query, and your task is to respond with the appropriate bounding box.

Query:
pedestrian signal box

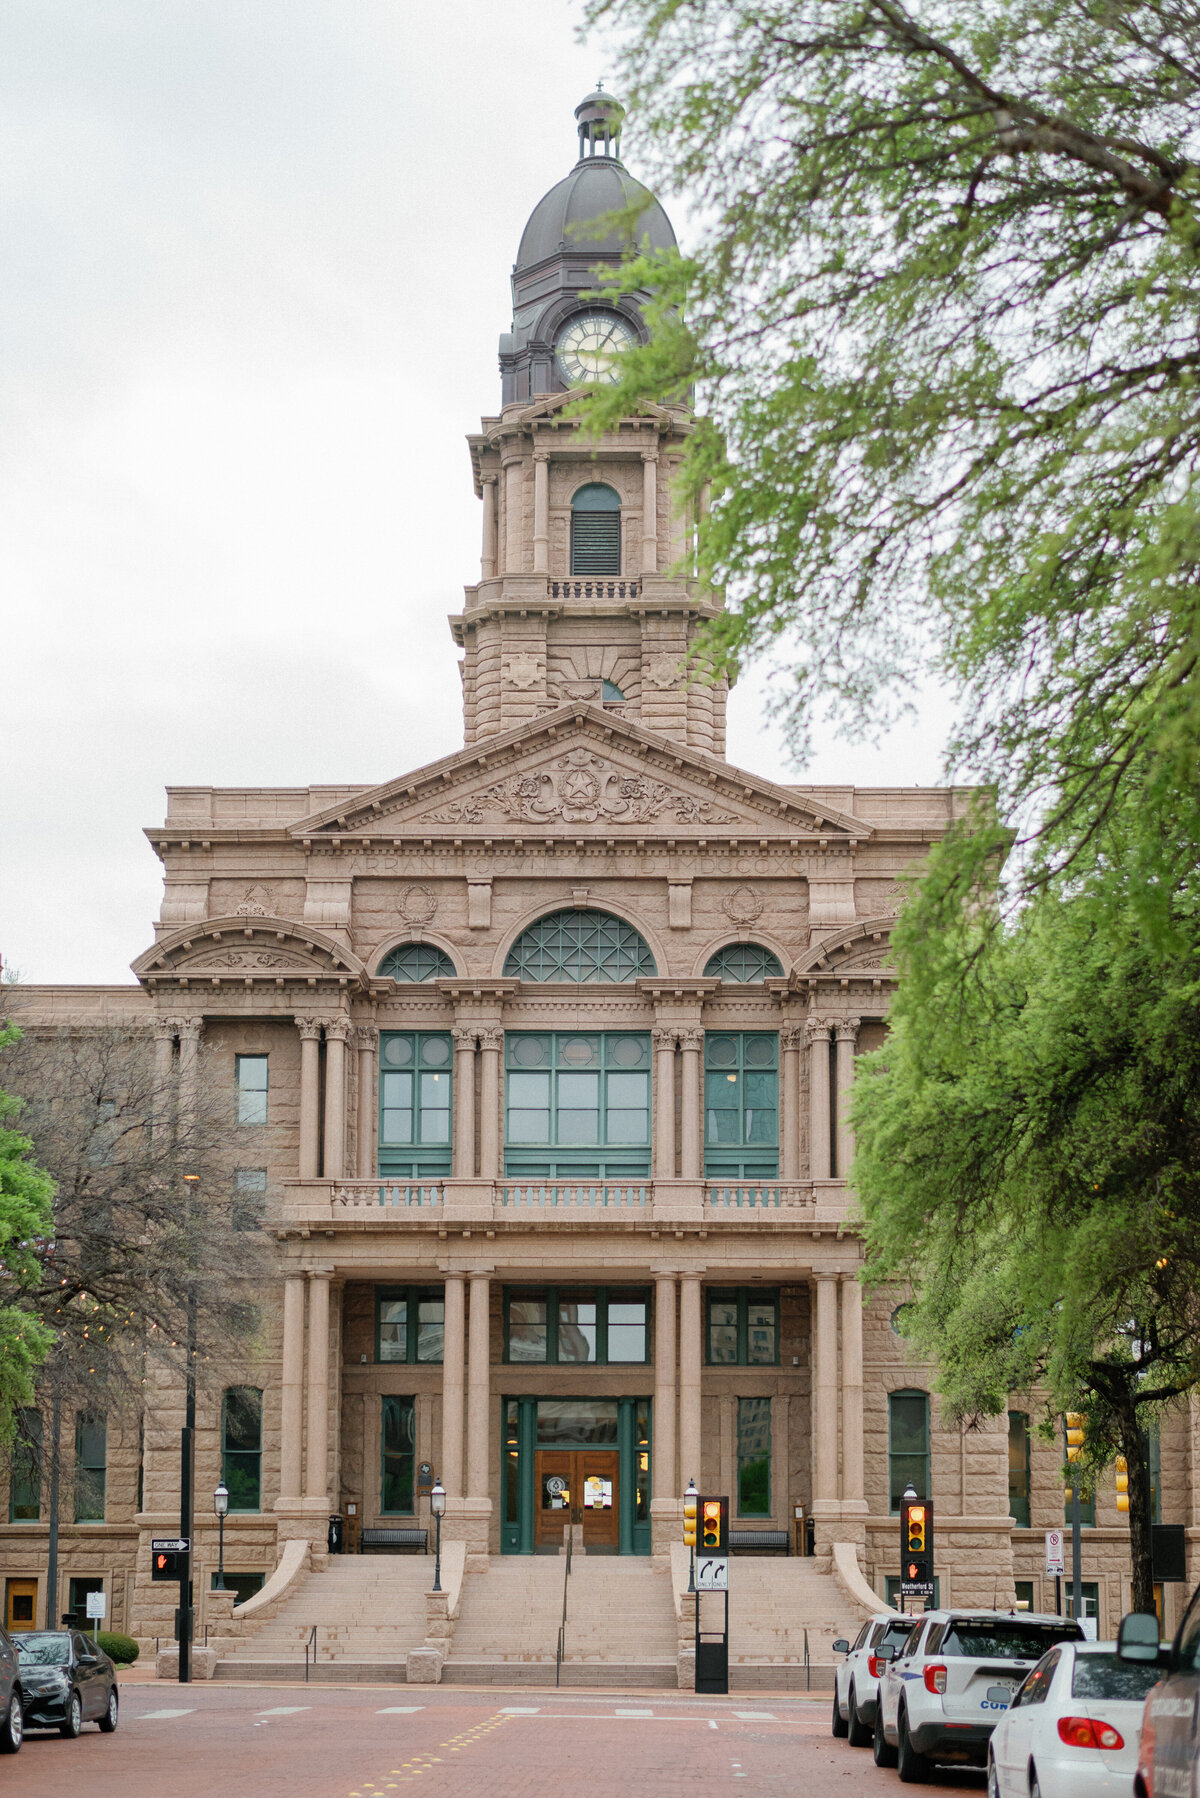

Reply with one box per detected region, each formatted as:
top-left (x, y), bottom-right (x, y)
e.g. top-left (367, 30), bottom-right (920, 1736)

top-left (899, 1498), bottom-right (934, 1602)
top-left (151, 1537), bottom-right (189, 1581)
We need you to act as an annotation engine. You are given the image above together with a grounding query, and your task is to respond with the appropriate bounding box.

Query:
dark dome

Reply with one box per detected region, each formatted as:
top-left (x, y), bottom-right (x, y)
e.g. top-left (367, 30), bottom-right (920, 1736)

top-left (515, 158), bottom-right (677, 272)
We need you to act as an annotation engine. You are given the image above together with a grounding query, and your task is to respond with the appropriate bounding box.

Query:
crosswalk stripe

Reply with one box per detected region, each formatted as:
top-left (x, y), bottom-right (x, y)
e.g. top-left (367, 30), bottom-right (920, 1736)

top-left (257, 1706), bottom-right (310, 1715)
top-left (377, 1706), bottom-right (426, 1714)
top-left (135, 1708), bottom-right (195, 1720)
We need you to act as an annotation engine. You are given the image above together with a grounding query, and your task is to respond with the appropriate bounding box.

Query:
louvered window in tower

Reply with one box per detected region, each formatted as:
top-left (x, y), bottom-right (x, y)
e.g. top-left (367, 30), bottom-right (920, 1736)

top-left (570, 482), bottom-right (621, 574)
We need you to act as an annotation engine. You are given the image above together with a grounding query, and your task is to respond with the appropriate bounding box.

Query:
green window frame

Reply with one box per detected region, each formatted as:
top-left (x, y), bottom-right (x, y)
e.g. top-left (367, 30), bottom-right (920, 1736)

top-left (233, 1168), bottom-right (267, 1232)
top-left (504, 1031), bottom-right (651, 1178)
top-left (503, 1287), bottom-right (650, 1365)
top-left (704, 1032), bottom-right (779, 1179)
top-left (9, 1407), bottom-right (42, 1521)
top-left (67, 1577), bottom-right (104, 1627)
top-left (737, 1397), bottom-right (772, 1516)
top-left (74, 1413), bottom-right (106, 1523)
top-left (570, 482), bottom-right (621, 576)
top-left (375, 1285), bottom-right (445, 1364)
top-left (703, 944), bottom-right (784, 982)
top-left (889, 1389), bottom-right (930, 1512)
top-left (235, 1054), bottom-right (269, 1125)
top-left (377, 942), bottom-right (455, 982)
top-left (1014, 1579), bottom-right (1036, 1613)
top-left (705, 1288), bottom-right (780, 1366)
top-left (381, 1395), bottom-right (416, 1515)
top-left (378, 1032), bottom-right (453, 1176)
top-left (503, 910), bottom-right (655, 982)
top-left (1008, 1411), bottom-right (1031, 1529)
top-left (222, 1387), bottom-right (263, 1513)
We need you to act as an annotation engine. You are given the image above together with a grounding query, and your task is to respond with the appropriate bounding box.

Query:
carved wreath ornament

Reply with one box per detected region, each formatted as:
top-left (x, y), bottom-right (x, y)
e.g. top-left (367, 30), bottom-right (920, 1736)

top-left (430, 748), bottom-right (737, 827)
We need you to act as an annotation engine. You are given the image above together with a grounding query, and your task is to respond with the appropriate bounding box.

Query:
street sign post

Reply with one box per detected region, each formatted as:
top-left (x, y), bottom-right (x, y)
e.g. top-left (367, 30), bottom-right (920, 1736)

top-left (1045, 1530), bottom-right (1065, 1577)
top-left (85, 1589), bottom-right (106, 1642)
top-left (900, 1496), bottom-right (935, 1605)
top-left (694, 1495), bottom-right (730, 1695)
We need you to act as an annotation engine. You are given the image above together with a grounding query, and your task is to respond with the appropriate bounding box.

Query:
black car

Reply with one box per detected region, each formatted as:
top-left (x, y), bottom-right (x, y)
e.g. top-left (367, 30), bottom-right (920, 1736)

top-left (0, 1622), bottom-right (23, 1752)
top-left (14, 1631), bottom-right (118, 1738)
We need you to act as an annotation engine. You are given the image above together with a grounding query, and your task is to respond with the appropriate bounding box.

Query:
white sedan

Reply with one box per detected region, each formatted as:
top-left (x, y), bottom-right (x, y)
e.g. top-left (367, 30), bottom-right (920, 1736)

top-left (987, 1638), bottom-right (1161, 1798)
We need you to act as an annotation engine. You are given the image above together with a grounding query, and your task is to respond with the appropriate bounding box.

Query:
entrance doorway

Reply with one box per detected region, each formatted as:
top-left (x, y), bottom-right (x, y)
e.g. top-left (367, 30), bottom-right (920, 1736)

top-left (535, 1449), bottom-right (619, 1552)
top-left (5, 1579), bottom-right (37, 1632)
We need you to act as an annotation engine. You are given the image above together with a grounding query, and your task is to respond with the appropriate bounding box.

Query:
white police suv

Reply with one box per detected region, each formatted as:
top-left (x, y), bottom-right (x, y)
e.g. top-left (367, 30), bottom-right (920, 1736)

top-left (874, 1608), bottom-right (1084, 1782)
top-left (832, 1611), bottom-right (917, 1746)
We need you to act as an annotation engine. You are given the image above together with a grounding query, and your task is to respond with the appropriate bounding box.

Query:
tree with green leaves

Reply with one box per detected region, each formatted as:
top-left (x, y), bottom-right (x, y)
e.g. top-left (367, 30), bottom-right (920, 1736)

top-left (0, 1023), bottom-right (54, 1442)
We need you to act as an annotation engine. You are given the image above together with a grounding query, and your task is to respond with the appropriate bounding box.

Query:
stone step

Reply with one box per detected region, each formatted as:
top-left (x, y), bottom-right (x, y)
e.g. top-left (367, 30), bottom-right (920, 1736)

top-left (442, 1660), bottom-right (679, 1688)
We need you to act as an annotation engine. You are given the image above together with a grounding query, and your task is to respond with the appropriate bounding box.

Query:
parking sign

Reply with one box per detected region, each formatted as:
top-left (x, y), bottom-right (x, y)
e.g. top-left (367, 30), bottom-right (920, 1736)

top-left (1045, 1529), bottom-right (1065, 1576)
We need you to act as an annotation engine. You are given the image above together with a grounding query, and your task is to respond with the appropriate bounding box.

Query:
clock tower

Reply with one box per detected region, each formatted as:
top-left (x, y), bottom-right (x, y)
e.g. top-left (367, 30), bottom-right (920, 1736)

top-left (452, 92), bottom-right (729, 754)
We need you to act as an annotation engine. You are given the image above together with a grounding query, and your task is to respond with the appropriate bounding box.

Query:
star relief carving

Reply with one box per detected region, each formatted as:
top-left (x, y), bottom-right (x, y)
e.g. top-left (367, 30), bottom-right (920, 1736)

top-left (428, 746), bottom-right (738, 827)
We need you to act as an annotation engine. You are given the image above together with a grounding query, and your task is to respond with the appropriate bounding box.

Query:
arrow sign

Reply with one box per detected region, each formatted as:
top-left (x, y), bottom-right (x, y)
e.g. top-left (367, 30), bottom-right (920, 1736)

top-left (152, 1538), bottom-right (190, 1553)
top-left (696, 1557), bottom-right (729, 1590)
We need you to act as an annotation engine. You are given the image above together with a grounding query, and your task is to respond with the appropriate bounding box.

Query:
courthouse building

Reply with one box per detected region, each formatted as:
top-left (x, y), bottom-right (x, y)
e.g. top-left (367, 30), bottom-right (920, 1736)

top-left (3, 92), bottom-right (1193, 1674)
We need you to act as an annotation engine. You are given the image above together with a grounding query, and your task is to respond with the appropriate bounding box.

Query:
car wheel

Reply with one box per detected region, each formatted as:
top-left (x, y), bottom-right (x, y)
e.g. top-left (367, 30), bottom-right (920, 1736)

top-left (0, 1691), bottom-right (22, 1754)
top-left (60, 1690), bottom-right (83, 1739)
top-left (874, 1702), bottom-right (898, 1769)
top-left (98, 1688), bottom-right (118, 1734)
top-left (987, 1751), bottom-right (1002, 1798)
top-left (847, 1685), bottom-right (871, 1748)
top-left (831, 1685), bottom-right (849, 1738)
top-left (897, 1706), bottom-right (934, 1785)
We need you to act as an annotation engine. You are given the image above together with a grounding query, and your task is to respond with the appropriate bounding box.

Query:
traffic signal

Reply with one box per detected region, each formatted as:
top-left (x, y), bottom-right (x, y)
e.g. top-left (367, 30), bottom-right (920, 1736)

top-left (1115, 1456), bottom-right (1129, 1514)
top-left (702, 1498), bottom-right (723, 1550)
top-left (899, 1496), bottom-right (934, 1594)
top-left (152, 1548), bottom-right (186, 1581)
top-left (1065, 1414), bottom-right (1085, 1463)
top-left (684, 1489), bottom-right (698, 1548)
top-left (906, 1503), bottom-right (927, 1557)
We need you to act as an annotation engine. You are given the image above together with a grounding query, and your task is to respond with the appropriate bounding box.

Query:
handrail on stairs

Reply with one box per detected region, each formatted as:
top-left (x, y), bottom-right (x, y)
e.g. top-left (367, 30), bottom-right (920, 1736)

top-left (554, 1520), bottom-right (574, 1687)
top-left (304, 1624), bottom-right (317, 1684)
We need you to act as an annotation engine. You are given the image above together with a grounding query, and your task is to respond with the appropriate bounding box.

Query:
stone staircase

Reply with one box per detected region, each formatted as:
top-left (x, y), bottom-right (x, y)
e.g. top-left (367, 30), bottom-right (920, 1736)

top-left (215, 1555), bottom-right (432, 1682)
top-left (722, 1558), bottom-right (861, 1690)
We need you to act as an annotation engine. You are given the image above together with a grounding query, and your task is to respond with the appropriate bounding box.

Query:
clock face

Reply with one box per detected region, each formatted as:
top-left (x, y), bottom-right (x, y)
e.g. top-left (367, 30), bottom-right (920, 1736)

top-left (555, 312), bottom-right (637, 386)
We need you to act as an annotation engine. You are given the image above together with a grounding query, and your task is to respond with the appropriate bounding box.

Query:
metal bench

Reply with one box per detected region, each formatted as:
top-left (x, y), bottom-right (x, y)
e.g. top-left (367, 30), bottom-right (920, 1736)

top-left (358, 1527), bottom-right (428, 1554)
top-left (728, 1529), bottom-right (789, 1553)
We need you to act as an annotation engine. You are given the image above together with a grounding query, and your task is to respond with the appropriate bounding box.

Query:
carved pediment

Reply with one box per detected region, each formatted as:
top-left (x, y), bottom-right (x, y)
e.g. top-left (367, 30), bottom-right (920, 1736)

top-left (132, 917), bottom-right (367, 989)
top-left (798, 914), bottom-right (898, 976)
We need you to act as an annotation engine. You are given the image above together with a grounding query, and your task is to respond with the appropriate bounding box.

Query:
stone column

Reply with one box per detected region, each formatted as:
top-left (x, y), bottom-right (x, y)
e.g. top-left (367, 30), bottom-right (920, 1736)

top-left (532, 452), bottom-right (550, 573)
top-left (354, 1027), bottom-right (376, 1179)
top-left (152, 1018), bottom-right (179, 1141)
top-left (641, 448), bottom-right (658, 575)
top-left (481, 474), bottom-right (498, 580)
top-left (297, 1018), bottom-right (322, 1180)
top-left (304, 1271), bottom-right (332, 1503)
top-left (780, 1022), bottom-right (803, 1181)
top-left (840, 1274), bottom-right (866, 1513)
top-left (323, 1017), bottom-right (351, 1181)
top-left (812, 1274), bottom-right (839, 1509)
top-left (441, 1275), bottom-right (466, 1498)
top-left (466, 1272), bottom-right (491, 1498)
top-left (451, 1027), bottom-right (477, 1179)
top-left (478, 1027), bottom-right (503, 1180)
top-left (503, 458), bottom-right (522, 573)
top-left (807, 1018), bottom-right (832, 1181)
top-left (177, 1017), bottom-right (203, 1121)
top-left (279, 1276), bottom-right (306, 1503)
top-left (679, 1027), bottom-right (704, 1181)
top-left (654, 1273), bottom-right (678, 1502)
top-left (678, 1274), bottom-right (703, 1490)
top-left (652, 1026), bottom-right (676, 1179)
top-left (835, 1018), bottom-right (860, 1183)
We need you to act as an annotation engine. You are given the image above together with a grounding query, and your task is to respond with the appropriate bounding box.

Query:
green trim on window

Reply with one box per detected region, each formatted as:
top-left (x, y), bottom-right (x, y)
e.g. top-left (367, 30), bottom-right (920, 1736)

top-left (704, 1032), bottom-right (779, 1178)
top-left (74, 1412), bottom-right (106, 1523)
top-left (703, 944), bottom-right (784, 982)
top-left (889, 1389), bottom-right (930, 1512)
top-left (9, 1407), bottom-right (42, 1521)
top-left (705, 1288), bottom-right (780, 1366)
top-left (737, 1397), bottom-right (771, 1516)
top-left (378, 1032), bottom-right (452, 1176)
top-left (377, 942), bottom-right (455, 982)
top-left (375, 1285), bottom-right (445, 1364)
top-left (381, 1395), bottom-right (416, 1515)
top-left (235, 1054), bottom-right (269, 1126)
top-left (503, 1287), bottom-right (650, 1365)
top-left (222, 1387), bottom-right (263, 1513)
top-left (504, 1031), bottom-right (651, 1177)
top-left (1008, 1411), bottom-right (1031, 1529)
top-left (503, 911), bottom-right (655, 982)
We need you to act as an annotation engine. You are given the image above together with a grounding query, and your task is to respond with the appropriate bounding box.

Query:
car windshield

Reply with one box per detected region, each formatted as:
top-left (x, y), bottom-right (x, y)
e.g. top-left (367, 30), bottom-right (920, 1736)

top-left (1072, 1652), bottom-right (1161, 1702)
top-left (15, 1633), bottom-right (70, 1666)
top-left (942, 1621), bottom-right (1082, 1660)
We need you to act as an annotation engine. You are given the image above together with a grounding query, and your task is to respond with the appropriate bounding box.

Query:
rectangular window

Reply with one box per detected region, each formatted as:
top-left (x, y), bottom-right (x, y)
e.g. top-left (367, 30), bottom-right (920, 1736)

top-left (1065, 1581), bottom-right (1099, 1621)
top-left (233, 1168), bottom-right (267, 1231)
top-left (1008, 1411), bottom-right (1031, 1529)
top-left (889, 1390), bottom-right (930, 1512)
top-left (378, 1033), bottom-right (453, 1176)
top-left (235, 1055), bottom-right (269, 1125)
top-left (210, 1571), bottom-right (265, 1605)
top-left (1014, 1579), bottom-right (1035, 1613)
top-left (381, 1396), bottom-right (416, 1514)
top-left (375, 1286), bottom-right (445, 1364)
top-left (504, 1287), bottom-right (650, 1365)
top-left (504, 1033), bottom-right (650, 1178)
top-left (737, 1397), bottom-right (771, 1516)
top-left (705, 1289), bottom-right (779, 1366)
top-left (222, 1387), bottom-right (263, 1512)
top-left (9, 1408), bottom-right (42, 1521)
top-left (74, 1413), bottom-right (106, 1523)
top-left (67, 1577), bottom-right (104, 1627)
top-left (704, 1033), bottom-right (779, 1179)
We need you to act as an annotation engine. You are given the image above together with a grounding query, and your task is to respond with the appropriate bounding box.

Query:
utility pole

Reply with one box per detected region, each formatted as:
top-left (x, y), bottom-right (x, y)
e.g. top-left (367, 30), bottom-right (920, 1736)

top-left (1070, 1467), bottom-right (1082, 1629)
top-left (45, 1378), bottom-right (62, 1628)
top-left (179, 1173), bottom-right (200, 1683)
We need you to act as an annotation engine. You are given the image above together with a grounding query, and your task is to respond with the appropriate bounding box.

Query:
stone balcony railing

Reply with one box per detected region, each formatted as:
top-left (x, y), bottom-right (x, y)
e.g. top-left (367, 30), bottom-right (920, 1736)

top-left (277, 1177), bottom-right (856, 1237)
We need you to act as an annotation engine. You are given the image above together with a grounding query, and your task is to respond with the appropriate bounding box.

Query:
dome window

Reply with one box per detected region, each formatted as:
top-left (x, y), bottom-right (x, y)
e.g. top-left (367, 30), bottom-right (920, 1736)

top-left (570, 482), bottom-right (621, 576)
top-left (703, 944), bottom-right (784, 983)
top-left (378, 943), bottom-right (456, 983)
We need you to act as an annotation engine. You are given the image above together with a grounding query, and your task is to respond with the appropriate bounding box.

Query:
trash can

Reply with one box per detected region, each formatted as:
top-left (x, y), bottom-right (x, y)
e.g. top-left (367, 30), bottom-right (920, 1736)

top-left (328, 1514), bottom-right (345, 1555)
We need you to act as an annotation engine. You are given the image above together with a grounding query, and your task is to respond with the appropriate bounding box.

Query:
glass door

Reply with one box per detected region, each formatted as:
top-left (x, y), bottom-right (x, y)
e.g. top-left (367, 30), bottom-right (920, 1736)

top-left (534, 1449), bottom-right (620, 1553)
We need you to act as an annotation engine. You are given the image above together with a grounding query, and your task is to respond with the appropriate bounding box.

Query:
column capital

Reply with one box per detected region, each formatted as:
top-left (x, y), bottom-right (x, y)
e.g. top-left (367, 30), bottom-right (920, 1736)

top-left (477, 1025), bottom-right (504, 1052)
top-left (781, 1021), bottom-right (806, 1052)
top-left (641, 446), bottom-right (659, 464)
top-left (805, 1016), bottom-right (834, 1044)
top-left (835, 1017), bottom-right (862, 1042)
top-left (153, 1015), bottom-right (185, 1040)
top-left (296, 1016), bottom-right (323, 1042)
top-left (651, 1025), bottom-right (678, 1052)
top-left (353, 1025), bottom-right (376, 1052)
top-left (325, 1016), bottom-right (353, 1045)
top-left (812, 1269), bottom-right (841, 1285)
top-left (678, 1026), bottom-right (705, 1052)
top-left (481, 472), bottom-right (499, 486)
top-left (650, 1263), bottom-right (682, 1279)
top-left (465, 1264), bottom-right (495, 1280)
top-left (533, 448), bottom-right (550, 464)
top-left (451, 1024), bottom-right (478, 1050)
top-left (177, 1017), bottom-right (204, 1044)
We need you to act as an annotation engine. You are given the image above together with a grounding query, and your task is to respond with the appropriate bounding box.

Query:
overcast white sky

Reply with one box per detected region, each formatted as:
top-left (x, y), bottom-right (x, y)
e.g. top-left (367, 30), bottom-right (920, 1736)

top-left (0, 0), bottom-right (955, 987)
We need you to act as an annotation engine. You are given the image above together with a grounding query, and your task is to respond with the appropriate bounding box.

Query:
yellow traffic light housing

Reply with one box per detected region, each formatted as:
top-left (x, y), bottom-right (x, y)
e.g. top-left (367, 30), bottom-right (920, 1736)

top-left (1116, 1455), bottom-right (1129, 1514)
top-left (1065, 1413), bottom-right (1085, 1463)
top-left (906, 1504), bottom-right (927, 1555)
top-left (702, 1499), bottom-right (722, 1549)
top-left (684, 1491), bottom-right (698, 1548)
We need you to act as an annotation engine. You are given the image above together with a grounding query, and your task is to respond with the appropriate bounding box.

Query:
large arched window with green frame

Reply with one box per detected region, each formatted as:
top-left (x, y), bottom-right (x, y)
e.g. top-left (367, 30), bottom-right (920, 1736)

top-left (704, 944), bottom-right (784, 982)
top-left (377, 942), bottom-right (456, 982)
top-left (503, 910), bottom-right (655, 982)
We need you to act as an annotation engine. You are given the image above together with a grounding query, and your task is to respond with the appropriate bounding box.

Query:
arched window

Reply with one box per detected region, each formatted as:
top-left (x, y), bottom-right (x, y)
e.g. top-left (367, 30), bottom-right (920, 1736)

top-left (888, 1388), bottom-right (930, 1512)
top-left (377, 942), bottom-right (456, 982)
top-left (504, 909), bottom-right (656, 982)
top-left (570, 483), bottom-right (621, 575)
top-left (601, 679), bottom-right (626, 703)
top-left (704, 944), bottom-right (784, 982)
top-left (222, 1387), bottom-right (263, 1513)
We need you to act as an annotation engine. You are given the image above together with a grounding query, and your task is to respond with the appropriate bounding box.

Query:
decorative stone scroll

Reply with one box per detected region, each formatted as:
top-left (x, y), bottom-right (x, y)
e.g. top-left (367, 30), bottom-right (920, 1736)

top-left (428, 748), bottom-right (737, 827)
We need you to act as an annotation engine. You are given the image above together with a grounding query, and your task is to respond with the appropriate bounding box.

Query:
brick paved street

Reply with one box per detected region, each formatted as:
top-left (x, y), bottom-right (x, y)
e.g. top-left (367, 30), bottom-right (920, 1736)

top-left (4, 1685), bottom-right (987, 1797)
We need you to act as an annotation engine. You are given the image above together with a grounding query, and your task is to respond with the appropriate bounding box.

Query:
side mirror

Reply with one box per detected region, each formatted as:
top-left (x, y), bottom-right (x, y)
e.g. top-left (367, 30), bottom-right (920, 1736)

top-left (874, 1643), bottom-right (895, 1663)
top-left (1116, 1611), bottom-right (1161, 1663)
top-left (832, 1638), bottom-right (850, 1655)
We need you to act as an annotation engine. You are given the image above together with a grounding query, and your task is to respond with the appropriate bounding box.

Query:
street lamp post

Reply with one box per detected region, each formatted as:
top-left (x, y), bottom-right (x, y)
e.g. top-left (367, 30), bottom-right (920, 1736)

top-left (685, 1478), bottom-right (698, 1593)
top-left (430, 1479), bottom-right (446, 1594)
top-left (214, 1480), bottom-right (229, 1592)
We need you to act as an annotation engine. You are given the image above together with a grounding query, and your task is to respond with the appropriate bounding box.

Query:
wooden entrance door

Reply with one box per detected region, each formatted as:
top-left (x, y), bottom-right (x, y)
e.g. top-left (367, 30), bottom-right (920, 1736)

top-left (534, 1449), bottom-right (620, 1551)
top-left (5, 1579), bottom-right (37, 1632)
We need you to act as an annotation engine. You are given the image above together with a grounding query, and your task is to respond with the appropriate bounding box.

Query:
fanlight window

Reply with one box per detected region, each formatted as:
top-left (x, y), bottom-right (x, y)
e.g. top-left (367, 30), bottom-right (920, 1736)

top-left (570, 482), bottom-right (621, 576)
top-left (704, 944), bottom-right (784, 982)
top-left (377, 942), bottom-right (455, 983)
top-left (504, 909), bottom-right (656, 982)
